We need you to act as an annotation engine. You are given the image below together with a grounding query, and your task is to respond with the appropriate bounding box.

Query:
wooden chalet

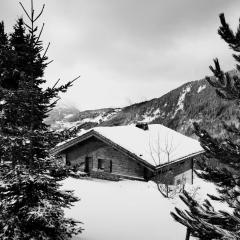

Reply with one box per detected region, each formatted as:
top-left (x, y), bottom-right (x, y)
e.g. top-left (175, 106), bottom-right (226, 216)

top-left (51, 124), bottom-right (203, 183)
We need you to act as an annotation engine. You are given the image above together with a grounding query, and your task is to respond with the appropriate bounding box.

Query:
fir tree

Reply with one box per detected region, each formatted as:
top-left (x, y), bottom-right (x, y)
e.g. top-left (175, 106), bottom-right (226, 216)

top-left (0, 21), bottom-right (15, 91)
top-left (0, 1), bottom-right (82, 239)
top-left (171, 13), bottom-right (240, 240)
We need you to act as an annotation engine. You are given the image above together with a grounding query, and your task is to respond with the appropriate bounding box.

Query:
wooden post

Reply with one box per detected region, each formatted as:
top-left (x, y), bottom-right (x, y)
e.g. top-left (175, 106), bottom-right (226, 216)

top-left (191, 158), bottom-right (194, 184)
top-left (185, 227), bottom-right (190, 240)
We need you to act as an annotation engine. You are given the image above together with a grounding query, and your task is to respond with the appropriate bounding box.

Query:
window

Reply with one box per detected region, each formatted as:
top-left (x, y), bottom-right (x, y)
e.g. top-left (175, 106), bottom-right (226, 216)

top-left (98, 159), bottom-right (104, 170)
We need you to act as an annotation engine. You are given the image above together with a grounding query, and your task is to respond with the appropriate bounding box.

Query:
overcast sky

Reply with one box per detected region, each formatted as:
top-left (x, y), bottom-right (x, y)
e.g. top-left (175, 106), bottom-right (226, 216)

top-left (1, 1), bottom-right (240, 110)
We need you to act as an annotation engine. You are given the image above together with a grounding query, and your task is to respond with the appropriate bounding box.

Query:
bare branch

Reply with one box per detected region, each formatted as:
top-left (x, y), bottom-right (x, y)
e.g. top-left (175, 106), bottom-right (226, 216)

top-left (160, 135), bottom-right (178, 162)
top-left (149, 131), bottom-right (183, 198)
top-left (148, 138), bottom-right (157, 166)
top-left (157, 184), bottom-right (169, 198)
top-left (157, 133), bottom-right (161, 164)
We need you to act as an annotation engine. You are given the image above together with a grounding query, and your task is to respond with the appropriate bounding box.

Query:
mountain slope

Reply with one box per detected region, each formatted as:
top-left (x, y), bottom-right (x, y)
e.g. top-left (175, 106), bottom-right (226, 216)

top-left (46, 106), bottom-right (121, 131)
top-left (47, 70), bottom-right (240, 138)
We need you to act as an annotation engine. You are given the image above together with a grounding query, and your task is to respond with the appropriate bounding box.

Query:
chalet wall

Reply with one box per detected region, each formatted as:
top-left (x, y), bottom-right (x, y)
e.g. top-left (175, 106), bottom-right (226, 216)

top-left (152, 157), bottom-right (194, 185)
top-left (63, 136), bottom-right (150, 180)
top-left (92, 146), bottom-right (145, 178)
top-left (64, 137), bottom-right (105, 168)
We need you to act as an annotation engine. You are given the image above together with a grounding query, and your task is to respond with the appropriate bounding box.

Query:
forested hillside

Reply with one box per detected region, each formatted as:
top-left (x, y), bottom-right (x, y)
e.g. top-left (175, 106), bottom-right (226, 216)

top-left (47, 70), bottom-right (240, 138)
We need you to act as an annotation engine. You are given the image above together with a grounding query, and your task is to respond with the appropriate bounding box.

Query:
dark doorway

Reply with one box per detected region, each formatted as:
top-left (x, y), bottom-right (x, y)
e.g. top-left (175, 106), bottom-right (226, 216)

top-left (110, 160), bottom-right (112, 173)
top-left (143, 167), bottom-right (151, 180)
top-left (85, 157), bottom-right (92, 173)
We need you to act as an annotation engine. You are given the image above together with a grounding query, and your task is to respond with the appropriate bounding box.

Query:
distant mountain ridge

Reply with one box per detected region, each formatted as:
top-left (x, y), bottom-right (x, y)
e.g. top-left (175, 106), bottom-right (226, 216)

top-left (45, 106), bottom-right (121, 130)
top-left (46, 69), bottom-right (240, 138)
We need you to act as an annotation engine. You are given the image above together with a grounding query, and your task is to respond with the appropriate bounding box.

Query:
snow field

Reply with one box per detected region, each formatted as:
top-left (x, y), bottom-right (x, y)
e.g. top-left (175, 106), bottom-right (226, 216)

top-left (62, 176), bottom-right (227, 240)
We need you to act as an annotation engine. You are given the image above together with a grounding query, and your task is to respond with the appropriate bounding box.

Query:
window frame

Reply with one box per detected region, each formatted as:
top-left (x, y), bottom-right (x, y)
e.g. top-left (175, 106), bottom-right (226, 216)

top-left (98, 158), bottom-right (104, 170)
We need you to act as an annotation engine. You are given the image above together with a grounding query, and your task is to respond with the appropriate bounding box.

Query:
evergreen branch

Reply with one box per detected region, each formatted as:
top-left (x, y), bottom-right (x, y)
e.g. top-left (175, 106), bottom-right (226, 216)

top-left (31, 0), bottom-right (34, 20)
top-left (0, 1), bottom-right (82, 238)
top-left (45, 98), bottom-right (60, 114)
top-left (44, 60), bottom-right (54, 66)
top-left (22, 21), bottom-right (32, 30)
top-left (19, 2), bottom-right (31, 22)
top-left (69, 75), bottom-right (81, 85)
top-left (173, 12), bottom-right (240, 240)
top-left (42, 42), bottom-right (50, 59)
top-left (34, 4), bottom-right (45, 22)
top-left (34, 22), bottom-right (45, 46)
top-left (52, 78), bottom-right (61, 89)
top-left (218, 13), bottom-right (237, 48)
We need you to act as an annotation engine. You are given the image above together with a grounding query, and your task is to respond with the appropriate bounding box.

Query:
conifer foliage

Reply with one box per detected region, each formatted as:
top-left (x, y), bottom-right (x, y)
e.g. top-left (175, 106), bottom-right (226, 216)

top-left (0, 1), bottom-right (82, 239)
top-left (171, 13), bottom-right (240, 240)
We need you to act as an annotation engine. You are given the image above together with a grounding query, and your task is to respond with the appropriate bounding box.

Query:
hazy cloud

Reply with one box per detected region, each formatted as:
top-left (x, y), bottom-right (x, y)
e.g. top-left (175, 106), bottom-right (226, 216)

top-left (1, 0), bottom-right (240, 109)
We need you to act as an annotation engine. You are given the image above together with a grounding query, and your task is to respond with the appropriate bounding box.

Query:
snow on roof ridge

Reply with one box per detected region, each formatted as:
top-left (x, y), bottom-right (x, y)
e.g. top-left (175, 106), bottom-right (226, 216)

top-left (92, 124), bottom-right (199, 143)
top-left (89, 124), bottom-right (202, 166)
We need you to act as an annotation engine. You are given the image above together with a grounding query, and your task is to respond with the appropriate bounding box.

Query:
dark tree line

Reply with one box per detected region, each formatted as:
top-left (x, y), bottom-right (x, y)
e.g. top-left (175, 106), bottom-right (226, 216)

top-left (0, 1), bottom-right (82, 239)
top-left (171, 14), bottom-right (240, 239)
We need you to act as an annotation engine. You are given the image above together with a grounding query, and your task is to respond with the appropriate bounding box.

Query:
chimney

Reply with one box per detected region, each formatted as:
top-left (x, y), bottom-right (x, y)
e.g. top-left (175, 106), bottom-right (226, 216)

top-left (135, 122), bottom-right (149, 131)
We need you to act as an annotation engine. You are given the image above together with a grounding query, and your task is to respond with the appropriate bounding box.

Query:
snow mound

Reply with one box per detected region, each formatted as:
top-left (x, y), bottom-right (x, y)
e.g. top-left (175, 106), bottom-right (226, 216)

top-left (63, 178), bottom-right (185, 240)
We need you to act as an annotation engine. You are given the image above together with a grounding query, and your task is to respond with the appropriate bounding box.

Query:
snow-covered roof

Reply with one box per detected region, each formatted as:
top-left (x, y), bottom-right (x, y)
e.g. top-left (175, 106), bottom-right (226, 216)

top-left (53, 124), bottom-right (203, 167)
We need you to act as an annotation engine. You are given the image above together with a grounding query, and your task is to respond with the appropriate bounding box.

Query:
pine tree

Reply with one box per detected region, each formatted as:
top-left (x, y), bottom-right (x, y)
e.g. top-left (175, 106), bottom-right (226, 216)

top-left (0, 1), bottom-right (82, 239)
top-left (171, 13), bottom-right (240, 240)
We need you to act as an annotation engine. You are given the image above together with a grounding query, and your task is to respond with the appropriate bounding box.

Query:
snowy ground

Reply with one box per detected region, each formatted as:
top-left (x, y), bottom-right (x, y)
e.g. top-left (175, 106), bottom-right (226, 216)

top-left (62, 176), bottom-right (227, 240)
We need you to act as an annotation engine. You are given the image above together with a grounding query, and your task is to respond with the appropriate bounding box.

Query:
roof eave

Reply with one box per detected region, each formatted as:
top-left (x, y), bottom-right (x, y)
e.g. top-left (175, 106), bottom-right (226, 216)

top-left (50, 130), bottom-right (95, 155)
top-left (155, 150), bottom-right (205, 170)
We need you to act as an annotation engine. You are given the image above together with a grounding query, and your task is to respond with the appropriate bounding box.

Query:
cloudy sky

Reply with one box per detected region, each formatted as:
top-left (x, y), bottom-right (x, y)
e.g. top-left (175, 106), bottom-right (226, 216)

top-left (1, 1), bottom-right (240, 110)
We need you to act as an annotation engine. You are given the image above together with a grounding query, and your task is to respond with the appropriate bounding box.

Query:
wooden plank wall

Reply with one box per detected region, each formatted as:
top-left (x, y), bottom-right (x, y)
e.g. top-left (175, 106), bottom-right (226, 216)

top-left (63, 136), bottom-right (148, 179)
